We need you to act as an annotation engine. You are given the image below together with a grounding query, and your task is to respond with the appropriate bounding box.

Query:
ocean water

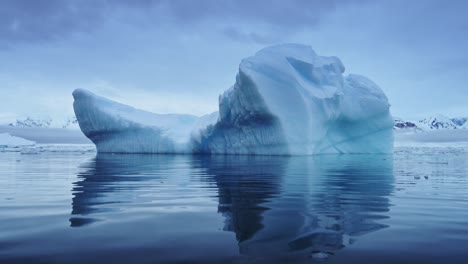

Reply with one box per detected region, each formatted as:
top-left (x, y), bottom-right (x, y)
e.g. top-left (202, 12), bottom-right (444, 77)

top-left (0, 147), bottom-right (467, 263)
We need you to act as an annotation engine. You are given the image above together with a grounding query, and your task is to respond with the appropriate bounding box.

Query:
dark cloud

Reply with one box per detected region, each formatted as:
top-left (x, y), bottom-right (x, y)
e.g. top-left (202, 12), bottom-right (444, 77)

top-left (1, 0), bottom-right (468, 119)
top-left (0, 0), bottom-right (364, 46)
top-left (0, 0), bottom-right (106, 46)
top-left (0, 0), bottom-right (162, 47)
top-left (162, 0), bottom-right (337, 26)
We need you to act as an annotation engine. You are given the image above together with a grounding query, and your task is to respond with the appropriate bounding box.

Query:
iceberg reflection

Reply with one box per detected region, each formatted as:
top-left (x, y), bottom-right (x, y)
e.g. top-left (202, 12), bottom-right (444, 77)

top-left (197, 155), bottom-right (394, 256)
top-left (70, 154), bottom-right (393, 257)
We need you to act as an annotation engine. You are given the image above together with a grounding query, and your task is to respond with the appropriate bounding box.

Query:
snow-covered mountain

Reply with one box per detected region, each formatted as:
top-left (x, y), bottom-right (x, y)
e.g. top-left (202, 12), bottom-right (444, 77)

top-left (452, 117), bottom-right (468, 129)
top-left (395, 115), bottom-right (468, 131)
top-left (417, 115), bottom-right (458, 130)
top-left (61, 116), bottom-right (79, 129)
top-left (4, 113), bottom-right (467, 133)
top-left (393, 117), bottom-right (421, 132)
top-left (9, 117), bottom-right (52, 128)
top-left (7, 116), bottom-right (79, 129)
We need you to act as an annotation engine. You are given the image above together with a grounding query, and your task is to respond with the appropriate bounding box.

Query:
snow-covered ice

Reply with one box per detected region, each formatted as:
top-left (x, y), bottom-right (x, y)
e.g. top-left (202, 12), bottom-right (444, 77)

top-left (73, 89), bottom-right (217, 153)
top-left (0, 144), bottom-right (95, 154)
top-left (0, 125), bottom-right (91, 144)
top-left (0, 131), bottom-right (95, 153)
top-left (0, 133), bottom-right (35, 147)
top-left (73, 44), bottom-right (394, 155)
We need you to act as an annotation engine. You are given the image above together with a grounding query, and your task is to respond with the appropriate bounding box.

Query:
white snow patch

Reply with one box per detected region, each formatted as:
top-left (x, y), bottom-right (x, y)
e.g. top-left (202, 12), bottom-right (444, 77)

top-left (0, 133), bottom-right (35, 147)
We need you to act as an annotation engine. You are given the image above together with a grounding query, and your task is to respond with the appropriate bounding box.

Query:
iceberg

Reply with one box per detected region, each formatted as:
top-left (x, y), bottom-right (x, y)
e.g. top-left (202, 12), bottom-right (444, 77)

top-left (73, 44), bottom-right (394, 155)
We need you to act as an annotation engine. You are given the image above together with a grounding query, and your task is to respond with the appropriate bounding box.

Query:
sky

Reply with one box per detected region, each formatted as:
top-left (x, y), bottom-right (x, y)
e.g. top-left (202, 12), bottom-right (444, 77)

top-left (0, 0), bottom-right (467, 122)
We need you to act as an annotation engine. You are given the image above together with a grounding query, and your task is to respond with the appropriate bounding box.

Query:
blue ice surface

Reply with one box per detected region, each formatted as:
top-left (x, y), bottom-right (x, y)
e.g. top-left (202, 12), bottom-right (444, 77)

top-left (72, 44), bottom-right (394, 155)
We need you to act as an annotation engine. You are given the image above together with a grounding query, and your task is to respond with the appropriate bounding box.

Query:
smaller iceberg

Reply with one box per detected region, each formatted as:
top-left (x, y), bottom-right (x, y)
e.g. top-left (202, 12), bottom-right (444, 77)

top-left (73, 44), bottom-right (394, 155)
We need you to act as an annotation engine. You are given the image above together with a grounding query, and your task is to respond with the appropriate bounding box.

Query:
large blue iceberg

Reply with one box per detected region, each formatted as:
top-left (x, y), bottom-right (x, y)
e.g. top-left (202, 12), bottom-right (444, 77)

top-left (73, 44), bottom-right (394, 155)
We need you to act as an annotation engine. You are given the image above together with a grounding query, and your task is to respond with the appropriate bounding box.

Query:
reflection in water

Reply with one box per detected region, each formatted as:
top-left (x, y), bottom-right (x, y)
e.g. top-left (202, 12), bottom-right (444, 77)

top-left (197, 155), bottom-right (394, 256)
top-left (195, 156), bottom-right (285, 242)
top-left (70, 154), bottom-right (393, 258)
top-left (283, 156), bottom-right (394, 254)
top-left (70, 154), bottom-right (180, 226)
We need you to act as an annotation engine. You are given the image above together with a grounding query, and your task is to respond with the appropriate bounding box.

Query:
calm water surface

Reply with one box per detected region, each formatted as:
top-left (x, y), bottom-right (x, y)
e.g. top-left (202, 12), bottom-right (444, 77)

top-left (0, 149), bottom-right (467, 263)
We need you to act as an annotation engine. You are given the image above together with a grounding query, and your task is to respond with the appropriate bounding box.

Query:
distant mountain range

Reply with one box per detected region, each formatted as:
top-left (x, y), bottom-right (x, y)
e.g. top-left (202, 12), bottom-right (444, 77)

top-left (4, 114), bottom-right (468, 132)
top-left (7, 116), bottom-right (79, 129)
top-left (394, 115), bottom-right (468, 131)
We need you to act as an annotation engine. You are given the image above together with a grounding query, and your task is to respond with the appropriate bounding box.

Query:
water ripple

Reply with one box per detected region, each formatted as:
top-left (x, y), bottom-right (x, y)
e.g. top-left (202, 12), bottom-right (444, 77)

top-left (0, 151), bottom-right (467, 263)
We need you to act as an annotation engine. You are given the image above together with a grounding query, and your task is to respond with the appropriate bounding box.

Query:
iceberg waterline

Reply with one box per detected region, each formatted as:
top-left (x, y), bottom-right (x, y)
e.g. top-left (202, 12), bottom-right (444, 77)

top-left (73, 44), bottom-right (394, 155)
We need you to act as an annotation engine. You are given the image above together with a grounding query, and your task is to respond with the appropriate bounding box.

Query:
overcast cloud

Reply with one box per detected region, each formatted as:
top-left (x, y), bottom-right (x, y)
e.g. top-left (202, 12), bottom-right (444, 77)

top-left (0, 0), bottom-right (467, 121)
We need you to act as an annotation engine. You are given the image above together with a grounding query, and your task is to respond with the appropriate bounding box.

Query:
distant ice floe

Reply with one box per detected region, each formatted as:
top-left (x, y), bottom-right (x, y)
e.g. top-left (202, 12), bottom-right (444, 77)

top-left (0, 137), bottom-right (95, 154)
top-left (395, 129), bottom-right (468, 144)
top-left (0, 133), bottom-right (35, 148)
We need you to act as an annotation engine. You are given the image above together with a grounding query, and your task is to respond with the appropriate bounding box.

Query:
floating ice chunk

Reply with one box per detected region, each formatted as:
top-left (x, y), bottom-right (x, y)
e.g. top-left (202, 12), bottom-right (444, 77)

top-left (73, 44), bottom-right (394, 155)
top-left (310, 251), bottom-right (332, 260)
top-left (0, 133), bottom-right (35, 147)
